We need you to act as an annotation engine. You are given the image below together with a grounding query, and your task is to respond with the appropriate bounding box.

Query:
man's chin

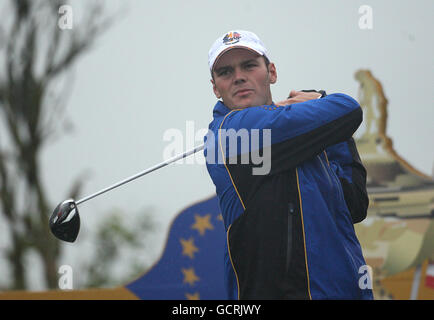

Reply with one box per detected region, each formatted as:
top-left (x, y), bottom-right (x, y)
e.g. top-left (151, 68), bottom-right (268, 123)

top-left (227, 98), bottom-right (256, 110)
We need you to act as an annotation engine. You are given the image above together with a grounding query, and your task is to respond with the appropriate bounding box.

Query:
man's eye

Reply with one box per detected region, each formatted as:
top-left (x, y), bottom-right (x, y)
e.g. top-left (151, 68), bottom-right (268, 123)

top-left (218, 69), bottom-right (230, 76)
top-left (245, 63), bottom-right (257, 69)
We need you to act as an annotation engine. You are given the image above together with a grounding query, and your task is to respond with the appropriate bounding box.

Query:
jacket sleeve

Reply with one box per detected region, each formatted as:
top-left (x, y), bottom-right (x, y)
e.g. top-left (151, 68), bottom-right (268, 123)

top-left (325, 138), bottom-right (369, 223)
top-left (219, 93), bottom-right (363, 176)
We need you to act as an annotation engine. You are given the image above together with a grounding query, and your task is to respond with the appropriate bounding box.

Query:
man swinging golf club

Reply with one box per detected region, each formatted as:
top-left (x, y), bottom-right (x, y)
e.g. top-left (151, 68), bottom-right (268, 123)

top-left (49, 29), bottom-right (373, 300)
top-left (204, 30), bottom-right (373, 300)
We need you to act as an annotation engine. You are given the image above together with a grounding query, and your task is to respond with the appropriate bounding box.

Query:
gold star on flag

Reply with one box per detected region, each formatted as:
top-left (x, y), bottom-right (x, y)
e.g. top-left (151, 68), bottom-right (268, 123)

top-left (217, 214), bottom-right (223, 221)
top-left (182, 267), bottom-right (200, 286)
top-left (180, 237), bottom-right (199, 259)
top-left (191, 214), bottom-right (214, 236)
top-left (185, 292), bottom-right (200, 300)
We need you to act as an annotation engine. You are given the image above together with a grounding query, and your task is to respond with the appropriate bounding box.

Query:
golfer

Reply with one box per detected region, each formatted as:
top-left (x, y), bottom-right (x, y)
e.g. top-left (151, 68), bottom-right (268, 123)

top-left (204, 30), bottom-right (373, 300)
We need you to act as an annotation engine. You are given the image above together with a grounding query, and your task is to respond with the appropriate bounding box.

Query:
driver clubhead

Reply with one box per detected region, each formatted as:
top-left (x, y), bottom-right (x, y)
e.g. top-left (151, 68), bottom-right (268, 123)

top-left (49, 199), bottom-right (80, 242)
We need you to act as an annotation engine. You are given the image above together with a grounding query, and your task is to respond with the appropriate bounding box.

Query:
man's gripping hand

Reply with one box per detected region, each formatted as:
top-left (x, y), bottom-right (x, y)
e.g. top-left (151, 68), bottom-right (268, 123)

top-left (275, 89), bottom-right (326, 106)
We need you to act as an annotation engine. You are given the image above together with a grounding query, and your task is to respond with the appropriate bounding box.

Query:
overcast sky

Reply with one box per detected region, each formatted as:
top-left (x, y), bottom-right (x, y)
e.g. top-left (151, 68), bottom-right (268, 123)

top-left (2, 0), bottom-right (433, 290)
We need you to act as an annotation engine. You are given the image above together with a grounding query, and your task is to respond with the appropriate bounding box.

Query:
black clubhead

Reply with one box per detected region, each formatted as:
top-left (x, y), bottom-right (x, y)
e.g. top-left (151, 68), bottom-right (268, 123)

top-left (49, 199), bottom-right (80, 242)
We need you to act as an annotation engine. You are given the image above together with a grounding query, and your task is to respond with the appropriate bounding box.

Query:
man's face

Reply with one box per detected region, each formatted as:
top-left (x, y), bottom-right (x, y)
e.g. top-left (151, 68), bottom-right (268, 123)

top-left (211, 48), bottom-right (277, 110)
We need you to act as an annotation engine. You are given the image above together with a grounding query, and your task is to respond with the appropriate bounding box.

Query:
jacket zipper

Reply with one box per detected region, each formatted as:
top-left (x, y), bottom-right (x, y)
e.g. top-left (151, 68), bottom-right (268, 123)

top-left (317, 155), bottom-right (333, 187)
top-left (318, 154), bottom-right (346, 201)
top-left (320, 154), bottom-right (349, 224)
top-left (329, 166), bottom-right (346, 202)
top-left (286, 202), bottom-right (295, 273)
top-left (318, 154), bottom-right (342, 221)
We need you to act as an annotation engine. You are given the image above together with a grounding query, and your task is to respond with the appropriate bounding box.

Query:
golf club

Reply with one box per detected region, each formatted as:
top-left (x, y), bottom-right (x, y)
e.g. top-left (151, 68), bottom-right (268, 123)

top-left (49, 143), bottom-right (205, 242)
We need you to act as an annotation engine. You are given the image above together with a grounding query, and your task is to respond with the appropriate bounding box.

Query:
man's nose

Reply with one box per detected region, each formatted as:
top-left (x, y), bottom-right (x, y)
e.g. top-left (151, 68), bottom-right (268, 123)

top-left (233, 67), bottom-right (246, 85)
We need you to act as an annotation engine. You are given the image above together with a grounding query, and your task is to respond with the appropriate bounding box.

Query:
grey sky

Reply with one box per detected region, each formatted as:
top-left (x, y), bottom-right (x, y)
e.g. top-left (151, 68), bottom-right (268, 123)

top-left (4, 0), bottom-right (433, 289)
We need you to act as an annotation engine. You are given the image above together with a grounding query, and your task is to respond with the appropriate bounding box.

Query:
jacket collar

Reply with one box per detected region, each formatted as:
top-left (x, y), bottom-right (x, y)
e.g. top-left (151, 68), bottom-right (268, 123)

top-left (212, 100), bottom-right (277, 119)
top-left (212, 100), bottom-right (231, 119)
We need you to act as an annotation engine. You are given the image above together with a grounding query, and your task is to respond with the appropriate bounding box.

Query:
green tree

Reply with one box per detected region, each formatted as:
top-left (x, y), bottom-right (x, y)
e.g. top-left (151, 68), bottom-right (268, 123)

top-left (82, 208), bottom-right (156, 289)
top-left (0, 0), bottom-right (151, 291)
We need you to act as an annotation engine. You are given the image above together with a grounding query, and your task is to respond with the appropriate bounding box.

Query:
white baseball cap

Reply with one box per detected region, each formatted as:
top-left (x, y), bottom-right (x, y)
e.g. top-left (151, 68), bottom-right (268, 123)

top-left (208, 30), bottom-right (268, 73)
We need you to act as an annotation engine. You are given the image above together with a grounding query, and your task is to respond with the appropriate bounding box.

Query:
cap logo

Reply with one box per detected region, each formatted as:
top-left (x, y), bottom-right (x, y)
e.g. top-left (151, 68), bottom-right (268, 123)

top-left (222, 32), bottom-right (241, 45)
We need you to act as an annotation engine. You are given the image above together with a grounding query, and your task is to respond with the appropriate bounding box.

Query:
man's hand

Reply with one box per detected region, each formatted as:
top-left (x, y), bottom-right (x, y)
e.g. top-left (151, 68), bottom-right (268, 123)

top-left (275, 90), bottom-right (322, 106)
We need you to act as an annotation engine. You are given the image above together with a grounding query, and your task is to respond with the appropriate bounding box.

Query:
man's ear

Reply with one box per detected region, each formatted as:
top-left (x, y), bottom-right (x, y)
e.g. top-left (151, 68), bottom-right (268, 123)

top-left (268, 63), bottom-right (277, 84)
top-left (211, 79), bottom-right (222, 99)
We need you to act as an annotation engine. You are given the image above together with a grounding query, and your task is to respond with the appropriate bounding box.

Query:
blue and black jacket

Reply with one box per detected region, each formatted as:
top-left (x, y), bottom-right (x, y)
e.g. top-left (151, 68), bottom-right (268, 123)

top-left (204, 91), bottom-right (373, 300)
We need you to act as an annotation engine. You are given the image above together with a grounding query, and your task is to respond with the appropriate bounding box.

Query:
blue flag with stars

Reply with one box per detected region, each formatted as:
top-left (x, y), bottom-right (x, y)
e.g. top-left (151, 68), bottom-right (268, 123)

top-left (125, 195), bottom-right (228, 300)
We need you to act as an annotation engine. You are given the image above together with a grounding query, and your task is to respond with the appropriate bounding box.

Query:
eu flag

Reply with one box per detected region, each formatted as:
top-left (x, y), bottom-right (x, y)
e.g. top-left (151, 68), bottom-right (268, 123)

top-left (125, 195), bottom-right (228, 299)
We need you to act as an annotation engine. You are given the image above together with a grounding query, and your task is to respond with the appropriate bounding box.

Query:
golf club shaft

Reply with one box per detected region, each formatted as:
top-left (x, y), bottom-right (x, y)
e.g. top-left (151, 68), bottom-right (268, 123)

top-left (75, 143), bottom-right (205, 206)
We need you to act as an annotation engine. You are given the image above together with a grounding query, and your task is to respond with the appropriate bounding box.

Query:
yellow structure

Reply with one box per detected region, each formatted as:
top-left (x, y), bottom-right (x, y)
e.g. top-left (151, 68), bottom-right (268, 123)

top-left (354, 70), bottom-right (434, 299)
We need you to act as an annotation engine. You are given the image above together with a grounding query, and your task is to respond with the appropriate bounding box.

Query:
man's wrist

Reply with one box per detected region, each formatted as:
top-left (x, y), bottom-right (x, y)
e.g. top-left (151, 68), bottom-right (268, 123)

top-left (299, 89), bottom-right (327, 98)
